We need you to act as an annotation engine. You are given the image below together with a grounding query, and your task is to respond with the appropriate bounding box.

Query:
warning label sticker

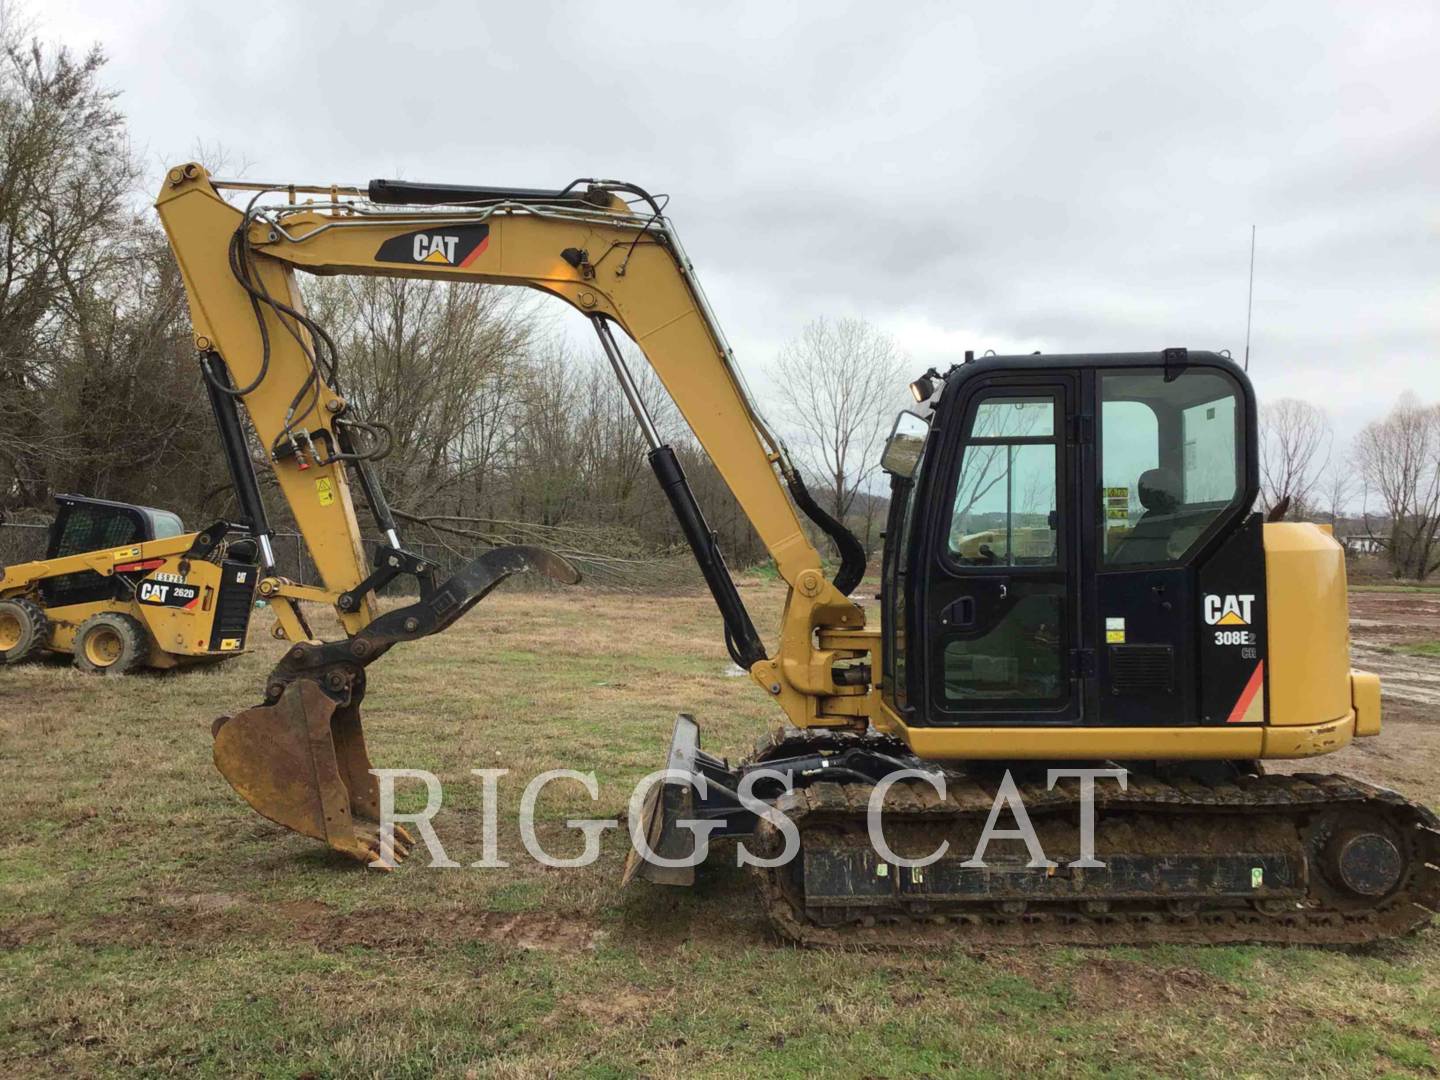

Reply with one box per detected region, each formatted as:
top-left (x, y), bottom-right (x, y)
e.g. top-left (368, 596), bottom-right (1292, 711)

top-left (1104, 486), bottom-right (1130, 523)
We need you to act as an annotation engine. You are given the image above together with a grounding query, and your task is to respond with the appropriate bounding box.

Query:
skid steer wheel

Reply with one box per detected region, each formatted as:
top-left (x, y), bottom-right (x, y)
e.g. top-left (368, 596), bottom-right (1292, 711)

top-left (73, 612), bottom-right (148, 675)
top-left (0, 597), bottom-right (49, 664)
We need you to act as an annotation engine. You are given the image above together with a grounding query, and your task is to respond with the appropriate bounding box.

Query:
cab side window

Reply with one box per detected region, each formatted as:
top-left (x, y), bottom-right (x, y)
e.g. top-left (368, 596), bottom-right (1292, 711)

top-left (1100, 369), bottom-right (1242, 565)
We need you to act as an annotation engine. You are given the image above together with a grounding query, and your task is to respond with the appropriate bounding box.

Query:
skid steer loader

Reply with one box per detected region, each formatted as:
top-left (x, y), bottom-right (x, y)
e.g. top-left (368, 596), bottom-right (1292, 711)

top-left (0, 494), bottom-right (259, 674)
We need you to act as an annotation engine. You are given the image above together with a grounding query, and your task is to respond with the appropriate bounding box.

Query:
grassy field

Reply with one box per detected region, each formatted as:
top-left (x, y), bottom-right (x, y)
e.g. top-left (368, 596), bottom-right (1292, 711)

top-left (3, 577), bottom-right (1440, 1078)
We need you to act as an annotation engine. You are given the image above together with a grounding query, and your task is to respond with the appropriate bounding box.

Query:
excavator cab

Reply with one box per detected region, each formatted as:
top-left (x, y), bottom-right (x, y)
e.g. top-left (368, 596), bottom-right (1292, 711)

top-left (881, 348), bottom-right (1272, 732)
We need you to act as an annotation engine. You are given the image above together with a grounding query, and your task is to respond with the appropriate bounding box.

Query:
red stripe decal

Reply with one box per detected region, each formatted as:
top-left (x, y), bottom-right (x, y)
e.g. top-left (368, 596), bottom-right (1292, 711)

top-left (115, 558), bottom-right (165, 573)
top-left (458, 235), bottom-right (489, 267)
top-left (1226, 661), bottom-right (1265, 723)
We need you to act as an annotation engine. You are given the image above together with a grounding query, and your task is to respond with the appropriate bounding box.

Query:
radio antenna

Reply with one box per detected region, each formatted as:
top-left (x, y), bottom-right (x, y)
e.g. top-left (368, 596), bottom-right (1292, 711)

top-left (1243, 224), bottom-right (1256, 372)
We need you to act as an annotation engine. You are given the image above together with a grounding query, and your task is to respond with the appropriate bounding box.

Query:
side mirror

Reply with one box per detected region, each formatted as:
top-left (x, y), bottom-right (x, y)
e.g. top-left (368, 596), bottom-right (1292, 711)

top-left (881, 410), bottom-right (929, 479)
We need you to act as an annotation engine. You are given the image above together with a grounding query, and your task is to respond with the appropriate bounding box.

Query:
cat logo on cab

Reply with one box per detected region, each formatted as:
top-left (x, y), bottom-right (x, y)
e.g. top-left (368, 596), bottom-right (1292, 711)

top-left (1203, 594), bottom-right (1254, 626)
top-left (1204, 593), bottom-right (1256, 646)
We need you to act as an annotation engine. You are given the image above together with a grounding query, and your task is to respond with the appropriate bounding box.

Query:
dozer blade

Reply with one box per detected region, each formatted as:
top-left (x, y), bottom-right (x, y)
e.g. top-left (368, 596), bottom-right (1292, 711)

top-left (213, 680), bottom-right (413, 865)
top-left (622, 716), bottom-right (702, 886)
top-left (623, 714), bottom-right (755, 886)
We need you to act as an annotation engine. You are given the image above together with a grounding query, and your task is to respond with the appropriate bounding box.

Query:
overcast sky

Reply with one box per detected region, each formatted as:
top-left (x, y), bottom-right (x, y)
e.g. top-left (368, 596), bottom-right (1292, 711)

top-left (36, 0), bottom-right (1440, 453)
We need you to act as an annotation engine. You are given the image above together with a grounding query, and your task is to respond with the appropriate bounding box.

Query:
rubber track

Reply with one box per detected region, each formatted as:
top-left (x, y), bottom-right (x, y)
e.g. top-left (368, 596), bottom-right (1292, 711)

top-left (742, 728), bottom-right (1440, 947)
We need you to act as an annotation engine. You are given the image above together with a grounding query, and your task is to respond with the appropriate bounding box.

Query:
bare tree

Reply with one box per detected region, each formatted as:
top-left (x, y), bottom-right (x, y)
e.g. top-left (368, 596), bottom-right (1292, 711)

top-left (1318, 452), bottom-right (1356, 525)
top-left (0, 17), bottom-right (143, 510)
top-left (303, 275), bottom-right (540, 514)
top-left (772, 317), bottom-right (906, 552)
top-left (1258, 398), bottom-right (1331, 520)
top-left (0, 17), bottom-right (237, 518)
top-left (1355, 394), bottom-right (1440, 580)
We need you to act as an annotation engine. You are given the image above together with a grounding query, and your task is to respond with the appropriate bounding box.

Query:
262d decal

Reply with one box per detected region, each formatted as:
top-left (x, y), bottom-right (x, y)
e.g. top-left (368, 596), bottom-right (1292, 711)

top-left (137, 580), bottom-right (201, 609)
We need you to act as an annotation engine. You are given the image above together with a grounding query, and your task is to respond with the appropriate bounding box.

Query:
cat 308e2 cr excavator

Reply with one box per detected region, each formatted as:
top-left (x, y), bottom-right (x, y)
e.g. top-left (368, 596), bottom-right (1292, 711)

top-left (155, 163), bottom-right (1439, 946)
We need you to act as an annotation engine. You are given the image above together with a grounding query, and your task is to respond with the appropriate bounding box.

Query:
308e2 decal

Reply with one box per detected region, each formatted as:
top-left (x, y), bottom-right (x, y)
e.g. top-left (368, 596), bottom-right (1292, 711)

top-left (1204, 593), bottom-right (1256, 647)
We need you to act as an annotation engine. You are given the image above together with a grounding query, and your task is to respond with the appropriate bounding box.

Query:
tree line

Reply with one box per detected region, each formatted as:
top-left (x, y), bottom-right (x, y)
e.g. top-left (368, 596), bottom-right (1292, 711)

top-left (1259, 394), bottom-right (1440, 580)
top-left (0, 24), bottom-right (904, 585)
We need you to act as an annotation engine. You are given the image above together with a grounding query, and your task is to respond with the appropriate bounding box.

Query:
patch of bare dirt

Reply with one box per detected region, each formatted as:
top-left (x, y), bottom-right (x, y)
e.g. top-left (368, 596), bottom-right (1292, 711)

top-left (568, 987), bottom-right (669, 1028)
top-left (0, 915), bottom-right (60, 949)
top-left (1069, 957), bottom-right (1241, 1010)
top-left (1348, 591), bottom-right (1440, 710)
top-left (1350, 592), bottom-right (1440, 643)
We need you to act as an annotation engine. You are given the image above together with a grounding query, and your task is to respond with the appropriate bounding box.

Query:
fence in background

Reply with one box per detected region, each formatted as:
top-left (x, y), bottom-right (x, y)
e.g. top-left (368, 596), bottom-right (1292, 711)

top-left (0, 522), bottom-right (698, 593)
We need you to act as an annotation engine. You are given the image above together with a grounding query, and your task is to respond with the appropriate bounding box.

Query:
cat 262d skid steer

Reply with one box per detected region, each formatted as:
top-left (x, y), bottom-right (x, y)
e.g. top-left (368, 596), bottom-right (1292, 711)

top-left (0, 494), bottom-right (259, 673)
top-left (154, 162), bottom-right (1439, 945)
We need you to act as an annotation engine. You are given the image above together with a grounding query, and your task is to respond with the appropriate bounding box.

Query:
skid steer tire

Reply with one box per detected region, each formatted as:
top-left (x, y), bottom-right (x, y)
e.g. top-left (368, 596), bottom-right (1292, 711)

top-left (0, 597), bottom-right (49, 664)
top-left (73, 612), bottom-right (148, 675)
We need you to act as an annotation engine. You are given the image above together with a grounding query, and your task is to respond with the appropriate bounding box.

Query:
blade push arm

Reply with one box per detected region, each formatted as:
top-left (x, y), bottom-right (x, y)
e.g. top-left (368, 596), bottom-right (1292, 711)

top-left (155, 164), bottom-right (875, 728)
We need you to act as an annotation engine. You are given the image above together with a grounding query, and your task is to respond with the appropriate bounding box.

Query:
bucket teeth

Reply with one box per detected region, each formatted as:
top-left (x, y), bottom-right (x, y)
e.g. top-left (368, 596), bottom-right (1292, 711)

top-left (212, 680), bottom-right (412, 865)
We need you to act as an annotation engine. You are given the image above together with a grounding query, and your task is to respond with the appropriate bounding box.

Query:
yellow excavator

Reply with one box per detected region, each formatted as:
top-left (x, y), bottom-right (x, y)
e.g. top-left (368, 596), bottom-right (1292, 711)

top-left (0, 494), bottom-right (258, 673)
top-left (155, 163), bottom-right (1438, 944)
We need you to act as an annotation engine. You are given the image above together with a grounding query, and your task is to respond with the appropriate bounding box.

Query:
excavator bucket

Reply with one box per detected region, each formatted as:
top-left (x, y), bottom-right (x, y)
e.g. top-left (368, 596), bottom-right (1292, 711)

top-left (211, 545), bottom-right (580, 865)
top-left (212, 681), bottom-right (412, 865)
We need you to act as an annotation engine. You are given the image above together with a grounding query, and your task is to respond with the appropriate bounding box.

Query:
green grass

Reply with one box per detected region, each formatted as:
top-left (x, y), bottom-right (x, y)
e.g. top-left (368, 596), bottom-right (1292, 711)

top-left (1, 579), bottom-right (1438, 1077)
top-left (1351, 583), bottom-right (1440, 593)
top-left (1395, 640), bottom-right (1440, 658)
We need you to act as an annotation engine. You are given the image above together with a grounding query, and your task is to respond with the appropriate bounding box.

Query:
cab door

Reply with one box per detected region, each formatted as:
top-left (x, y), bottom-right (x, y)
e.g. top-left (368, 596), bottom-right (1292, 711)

top-left (1091, 364), bottom-right (1254, 725)
top-left (922, 376), bottom-right (1082, 724)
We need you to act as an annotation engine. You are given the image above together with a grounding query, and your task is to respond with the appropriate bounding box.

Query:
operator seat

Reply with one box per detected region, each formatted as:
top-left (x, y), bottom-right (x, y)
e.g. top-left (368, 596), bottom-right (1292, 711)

top-left (1111, 467), bottom-right (1181, 564)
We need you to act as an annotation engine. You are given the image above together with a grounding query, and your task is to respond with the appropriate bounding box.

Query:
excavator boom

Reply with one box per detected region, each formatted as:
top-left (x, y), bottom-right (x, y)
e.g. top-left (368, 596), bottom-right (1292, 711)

top-left (156, 164), bottom-right (874, 866)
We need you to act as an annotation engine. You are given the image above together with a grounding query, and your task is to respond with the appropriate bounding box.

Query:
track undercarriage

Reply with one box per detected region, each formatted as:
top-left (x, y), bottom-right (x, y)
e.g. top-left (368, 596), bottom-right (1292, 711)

top-left (632, 723), bottom-right (1440, 947)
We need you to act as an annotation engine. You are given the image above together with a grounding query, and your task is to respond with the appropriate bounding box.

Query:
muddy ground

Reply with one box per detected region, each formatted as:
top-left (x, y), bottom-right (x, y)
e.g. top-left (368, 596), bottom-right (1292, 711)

top-left (1302, 590), bottom-right (1440, 803)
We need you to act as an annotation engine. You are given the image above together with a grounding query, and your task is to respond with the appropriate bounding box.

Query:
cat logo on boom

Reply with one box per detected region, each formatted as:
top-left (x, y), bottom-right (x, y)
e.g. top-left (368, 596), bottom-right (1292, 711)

top-left (374, 224), bottom-right (490, 268)
top-left (1203, 593), bottom-right (1255, 626)
top-left (412, 234), bottom-right (457, 263)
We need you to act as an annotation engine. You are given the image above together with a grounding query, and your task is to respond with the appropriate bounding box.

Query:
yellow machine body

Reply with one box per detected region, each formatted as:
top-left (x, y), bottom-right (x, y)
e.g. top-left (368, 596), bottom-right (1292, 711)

top-left (150, 164), bottom-right (1388, 877)
top-left (0, 508), bottom-right (256, 674)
